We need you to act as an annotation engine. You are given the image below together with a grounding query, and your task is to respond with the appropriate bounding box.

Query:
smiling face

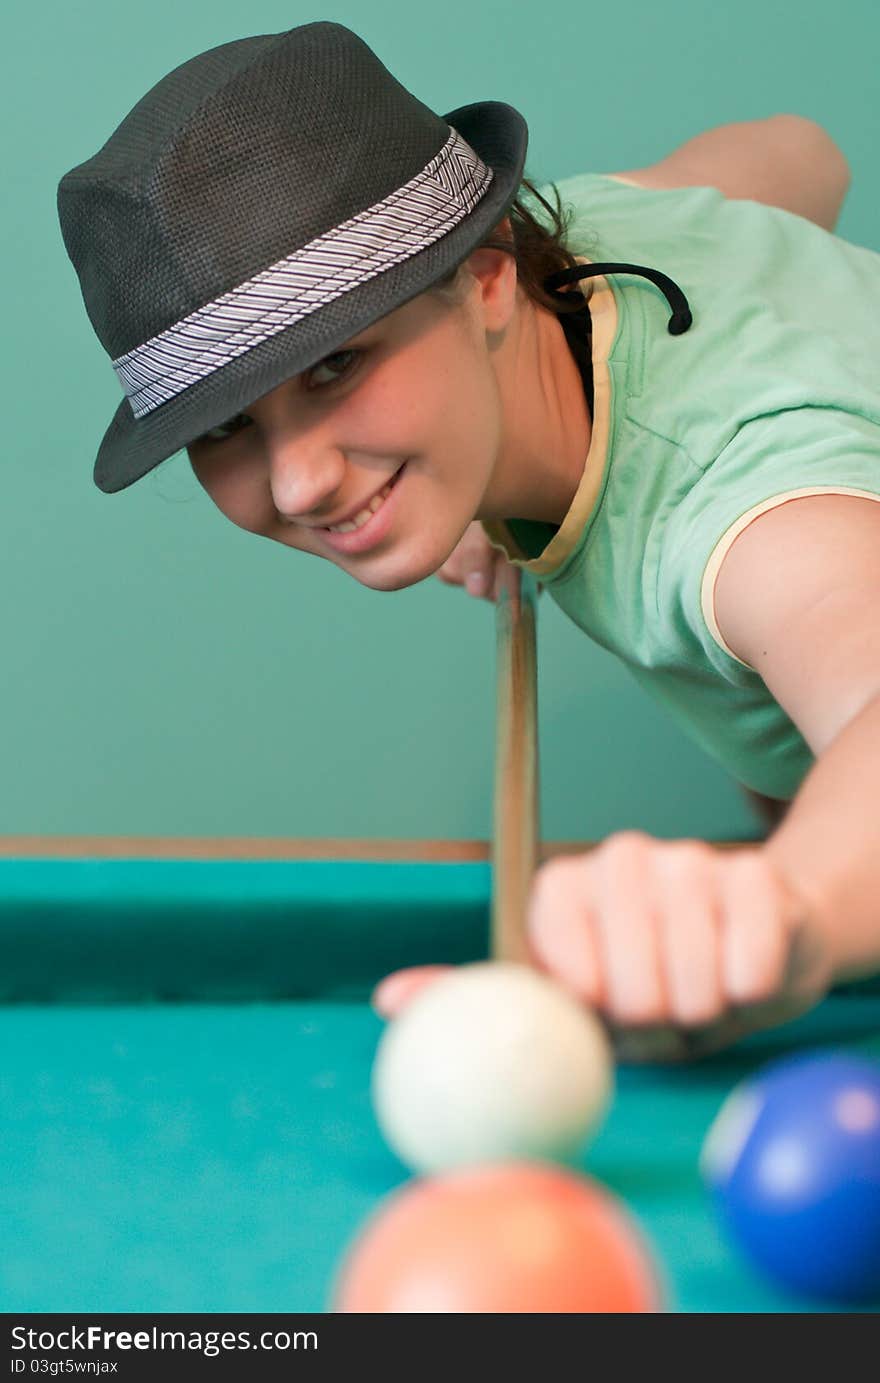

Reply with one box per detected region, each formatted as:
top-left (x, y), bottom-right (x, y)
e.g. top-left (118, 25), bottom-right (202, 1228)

top-left (186, 223), bottom-right (591, 591)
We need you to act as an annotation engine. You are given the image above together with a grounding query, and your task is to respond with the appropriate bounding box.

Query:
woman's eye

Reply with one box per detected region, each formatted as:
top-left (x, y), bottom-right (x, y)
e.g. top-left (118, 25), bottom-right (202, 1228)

top-left (307, 348), bottom-right (360, 389)
top-left (196, 349), bottom-right (361, 445)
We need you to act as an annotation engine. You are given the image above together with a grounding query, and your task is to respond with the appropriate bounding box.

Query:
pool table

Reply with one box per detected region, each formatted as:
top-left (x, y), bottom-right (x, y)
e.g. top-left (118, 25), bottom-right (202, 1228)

top-left (1, 835), bottom-right (878, 1314)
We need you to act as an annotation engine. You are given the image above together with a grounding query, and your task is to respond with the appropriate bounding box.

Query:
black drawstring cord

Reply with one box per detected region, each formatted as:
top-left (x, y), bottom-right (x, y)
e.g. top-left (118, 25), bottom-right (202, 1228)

top-left (544, 262), bottom-right (693, 335)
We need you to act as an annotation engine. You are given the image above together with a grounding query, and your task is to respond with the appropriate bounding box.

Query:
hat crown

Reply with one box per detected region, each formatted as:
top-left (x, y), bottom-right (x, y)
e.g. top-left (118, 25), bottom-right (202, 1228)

top-left (57, 22), bottom-right (452, 359)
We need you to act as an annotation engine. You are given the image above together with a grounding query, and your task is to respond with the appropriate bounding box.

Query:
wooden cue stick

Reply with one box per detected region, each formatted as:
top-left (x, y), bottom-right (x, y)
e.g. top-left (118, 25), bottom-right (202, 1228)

top-left (491, 565), bottom-right (541, 963)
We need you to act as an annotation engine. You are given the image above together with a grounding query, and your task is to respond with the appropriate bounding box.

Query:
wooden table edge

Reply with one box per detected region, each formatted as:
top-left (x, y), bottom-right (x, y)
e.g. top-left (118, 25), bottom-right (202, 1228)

top-left (0, 836), bottom-right (760, 860)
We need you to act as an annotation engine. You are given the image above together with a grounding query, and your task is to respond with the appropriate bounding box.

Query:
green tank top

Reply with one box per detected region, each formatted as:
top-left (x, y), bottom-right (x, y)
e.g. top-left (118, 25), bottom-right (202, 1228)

top-left (481, 173), bottom-right (880, 799)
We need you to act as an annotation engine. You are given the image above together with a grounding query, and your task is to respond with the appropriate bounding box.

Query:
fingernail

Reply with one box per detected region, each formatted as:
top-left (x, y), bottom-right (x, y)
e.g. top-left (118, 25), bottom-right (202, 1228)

top-left (465, 572), bottom-right (487, 596)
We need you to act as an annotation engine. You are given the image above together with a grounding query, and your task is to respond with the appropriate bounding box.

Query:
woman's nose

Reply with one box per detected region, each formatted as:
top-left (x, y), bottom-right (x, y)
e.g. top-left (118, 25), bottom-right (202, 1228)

top-left (268, 448), bottom-right (347, 524)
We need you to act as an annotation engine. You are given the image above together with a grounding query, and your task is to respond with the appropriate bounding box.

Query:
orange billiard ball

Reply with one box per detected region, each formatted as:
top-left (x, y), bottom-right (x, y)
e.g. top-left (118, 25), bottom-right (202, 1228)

top-left (332, 1160), bottom-right (665, 1312)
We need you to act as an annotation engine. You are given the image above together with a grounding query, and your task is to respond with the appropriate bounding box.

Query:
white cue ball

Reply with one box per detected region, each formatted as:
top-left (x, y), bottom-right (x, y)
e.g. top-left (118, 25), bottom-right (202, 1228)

top-left (371, 960), bottom-right (613, 1174)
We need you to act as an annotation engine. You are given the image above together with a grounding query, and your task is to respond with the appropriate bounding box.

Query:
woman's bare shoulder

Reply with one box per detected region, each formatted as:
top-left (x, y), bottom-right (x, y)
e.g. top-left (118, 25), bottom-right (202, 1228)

top-left (597, 118), bottom-right (850, 230)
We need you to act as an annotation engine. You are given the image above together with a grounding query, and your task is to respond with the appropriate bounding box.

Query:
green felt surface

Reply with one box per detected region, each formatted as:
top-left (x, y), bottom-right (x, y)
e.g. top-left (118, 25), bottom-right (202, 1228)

top-left (0, 857), bottom-right (878, 1312)
top-left (0, 860), bottom-right (490, 1000)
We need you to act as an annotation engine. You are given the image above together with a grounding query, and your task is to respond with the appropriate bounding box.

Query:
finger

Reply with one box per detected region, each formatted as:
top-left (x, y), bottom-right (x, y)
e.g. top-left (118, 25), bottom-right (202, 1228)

top-left (434, 523), bottom-right (491, 584)
top-left (653, 842), bottom-right (726, 1027)
top-left (435, 558), bottom-right (462, 581)
top-left (457, 523), bottom-right (500, 596)
top-left (465, 548), bottom-right (506, 602)
top-left (490, 556), bottom-right (508, 604)
top-left (465, 569), bottom-right (491, 598)
top-left (526, 857), bottom-right (606, 1006)
top-left (435, 552), bottom-right (471, 586)
top-left (370, 964), bottom-right (454, 1019)
top-left (719, 851), bottom-right (791, 1006)
top-left (592, 832), bottom-right (669, 1026)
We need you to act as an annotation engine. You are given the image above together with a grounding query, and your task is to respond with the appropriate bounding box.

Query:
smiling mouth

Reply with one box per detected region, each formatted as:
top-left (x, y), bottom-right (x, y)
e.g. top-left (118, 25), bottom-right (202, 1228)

top-left (319, 465), bottom-right (405, 533)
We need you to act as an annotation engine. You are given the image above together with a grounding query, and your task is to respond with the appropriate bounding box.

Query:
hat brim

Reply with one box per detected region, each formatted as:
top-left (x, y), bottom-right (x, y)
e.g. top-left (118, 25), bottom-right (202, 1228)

top-left (92, 100), bottom-right (528, 494)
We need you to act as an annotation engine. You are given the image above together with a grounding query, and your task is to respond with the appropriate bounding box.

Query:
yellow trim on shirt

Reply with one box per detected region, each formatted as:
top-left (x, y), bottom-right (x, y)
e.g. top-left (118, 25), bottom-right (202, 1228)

top-left (701, 486), bottom-right (880, 670)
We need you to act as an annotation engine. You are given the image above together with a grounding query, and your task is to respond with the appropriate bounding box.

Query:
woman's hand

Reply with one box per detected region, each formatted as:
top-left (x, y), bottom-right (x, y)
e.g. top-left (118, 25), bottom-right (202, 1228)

top-left (372, 832), bottom-right (834, 1063)
top-left (435, 520), bottom-right (542, 603)
top-left (525, 831), bottom-right (834, 1061)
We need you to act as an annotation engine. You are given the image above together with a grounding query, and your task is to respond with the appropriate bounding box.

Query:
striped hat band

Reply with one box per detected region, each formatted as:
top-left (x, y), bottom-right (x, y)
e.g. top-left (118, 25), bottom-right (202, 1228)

top-left (112, 125), bottom-right (493, 420)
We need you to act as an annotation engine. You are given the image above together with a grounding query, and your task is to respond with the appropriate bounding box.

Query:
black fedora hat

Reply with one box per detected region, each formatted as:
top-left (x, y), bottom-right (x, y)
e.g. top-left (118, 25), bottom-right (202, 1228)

top-left (56, 20), bottom-right (529, 494)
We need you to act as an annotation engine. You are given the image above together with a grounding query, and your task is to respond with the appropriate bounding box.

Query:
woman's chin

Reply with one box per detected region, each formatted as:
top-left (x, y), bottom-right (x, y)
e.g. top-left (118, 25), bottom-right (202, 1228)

top-left (349, 544), bottom-right (445, 593)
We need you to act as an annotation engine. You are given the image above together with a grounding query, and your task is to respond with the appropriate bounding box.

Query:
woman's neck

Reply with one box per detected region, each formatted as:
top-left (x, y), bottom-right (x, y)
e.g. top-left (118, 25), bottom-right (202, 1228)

top-left (481, 292), bottom-right (593, 527)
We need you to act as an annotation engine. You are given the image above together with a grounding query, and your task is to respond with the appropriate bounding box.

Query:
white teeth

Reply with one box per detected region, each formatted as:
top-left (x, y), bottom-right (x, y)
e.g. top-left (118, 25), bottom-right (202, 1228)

top-left (326, 479), bottom-right (395, 533)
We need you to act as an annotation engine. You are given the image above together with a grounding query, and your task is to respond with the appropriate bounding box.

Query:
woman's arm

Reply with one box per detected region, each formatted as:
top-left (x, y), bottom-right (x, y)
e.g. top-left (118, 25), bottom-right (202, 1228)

top-left (764, 691), bottom-right (880, 983)
top-left (714, 492), bottom-right (880, 982)
top-left (609, 114), bottom-right (851, 231)
top-left (383, 494), bottom-right (880, 1052)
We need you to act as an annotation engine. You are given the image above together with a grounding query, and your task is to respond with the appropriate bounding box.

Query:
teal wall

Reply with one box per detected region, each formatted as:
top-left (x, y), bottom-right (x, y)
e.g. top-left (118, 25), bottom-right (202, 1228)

top-left (6, 1), bottom-right (877, 842)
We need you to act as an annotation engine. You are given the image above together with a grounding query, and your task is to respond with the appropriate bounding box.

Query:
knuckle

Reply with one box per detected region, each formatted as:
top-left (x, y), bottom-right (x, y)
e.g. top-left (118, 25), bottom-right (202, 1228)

top-left (726, 849), bottom-right (782, 898)
top-left (616, 829), bottom-right (653, 847)
top-left (599, 830), bottom-right (653, 858)
top-left (531, 857), bottom-right (572, 899)
top-left (463, 524), bottom-right (492, 552)
top-left (529, 856), bottom-right (585, 913)
top-left (666, 838), bottom-right (714, 862)
top-left (657, 840), bottom-right (715, 883)
top-left (726, 846), bottom-right (768, 874)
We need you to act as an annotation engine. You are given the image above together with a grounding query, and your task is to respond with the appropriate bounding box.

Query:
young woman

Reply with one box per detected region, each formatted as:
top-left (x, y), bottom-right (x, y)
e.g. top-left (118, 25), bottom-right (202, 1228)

top-left (57, 21), bottom-right (880, 1059)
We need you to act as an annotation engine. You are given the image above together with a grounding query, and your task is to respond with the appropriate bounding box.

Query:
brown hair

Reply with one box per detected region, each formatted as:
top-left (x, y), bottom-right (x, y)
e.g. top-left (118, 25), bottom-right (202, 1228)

top-left (428, 174), bottom-right (594, 319)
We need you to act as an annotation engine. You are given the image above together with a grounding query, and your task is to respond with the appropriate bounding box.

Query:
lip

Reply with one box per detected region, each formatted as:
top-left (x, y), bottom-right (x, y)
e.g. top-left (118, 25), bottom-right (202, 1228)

top-left (317, 463), bottom-right (407, 555)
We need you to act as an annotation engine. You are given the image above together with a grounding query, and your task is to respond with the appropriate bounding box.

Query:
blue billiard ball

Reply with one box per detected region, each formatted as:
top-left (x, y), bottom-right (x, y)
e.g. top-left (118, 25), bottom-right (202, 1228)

top-left (700, 1050), bottom-right (880, 1304)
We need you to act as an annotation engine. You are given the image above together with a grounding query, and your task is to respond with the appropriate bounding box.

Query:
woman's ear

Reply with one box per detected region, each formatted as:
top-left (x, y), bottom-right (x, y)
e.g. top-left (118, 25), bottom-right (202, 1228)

top-left (464, 242), bottom-right (518, 331)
